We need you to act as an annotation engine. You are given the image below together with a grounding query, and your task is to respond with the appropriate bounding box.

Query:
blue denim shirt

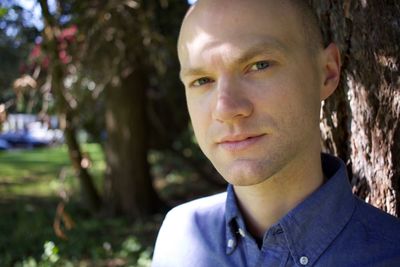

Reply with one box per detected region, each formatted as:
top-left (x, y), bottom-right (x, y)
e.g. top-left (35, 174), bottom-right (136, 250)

top-left (152, 154), bottom-right (400, 266)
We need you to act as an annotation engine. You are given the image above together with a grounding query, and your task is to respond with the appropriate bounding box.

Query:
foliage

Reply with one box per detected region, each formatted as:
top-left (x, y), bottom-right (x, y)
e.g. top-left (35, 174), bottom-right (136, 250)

top-left (0, 143), bottom-right (223, 266)
top-left (0, 7), bottom-right (8, 18)
top-left (0, 2), bottom-right (40, 112)
top-left (62, 0), bottom-right (190, 149)
top-left (0, 197), bottom-right (161, 267)
top-left (1, 0), bottom-right (220, 220)
top-left (0, 144), bottom-right (161, 266)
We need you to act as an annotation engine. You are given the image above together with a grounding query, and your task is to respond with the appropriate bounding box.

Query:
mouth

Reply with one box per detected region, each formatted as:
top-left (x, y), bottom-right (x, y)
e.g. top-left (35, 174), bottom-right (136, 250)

top-left (217, 134), bottom-right (266, 151)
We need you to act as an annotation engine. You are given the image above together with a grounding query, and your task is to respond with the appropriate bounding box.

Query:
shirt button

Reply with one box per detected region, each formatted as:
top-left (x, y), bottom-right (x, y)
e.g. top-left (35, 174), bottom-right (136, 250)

top-left (227, 239), bottom-right (235, 248)
top-left (238, 228), bottom-right (246, 237)
top-left (299, 256), bottom-right (309, 265)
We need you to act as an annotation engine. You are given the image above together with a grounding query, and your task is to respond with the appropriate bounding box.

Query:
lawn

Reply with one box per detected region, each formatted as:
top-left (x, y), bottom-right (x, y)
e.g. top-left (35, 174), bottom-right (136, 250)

top-left (0, 144), bottom-right (161, 267)
top-left (0, 144), bottom-right (104, 198)
top-left (0, 144), bottom-right (224, 266)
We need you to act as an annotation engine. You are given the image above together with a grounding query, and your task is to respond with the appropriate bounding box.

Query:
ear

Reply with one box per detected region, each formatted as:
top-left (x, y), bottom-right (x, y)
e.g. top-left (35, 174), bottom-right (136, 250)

top-left (320, 43), bottom-right (341, 101)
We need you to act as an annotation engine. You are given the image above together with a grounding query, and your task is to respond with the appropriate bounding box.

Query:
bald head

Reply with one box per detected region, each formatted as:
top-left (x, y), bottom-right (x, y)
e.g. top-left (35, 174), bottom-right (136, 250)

top-left (178, 0), bottom-right (323, 61)
top-left (287, 0), bottom-right (324, 49)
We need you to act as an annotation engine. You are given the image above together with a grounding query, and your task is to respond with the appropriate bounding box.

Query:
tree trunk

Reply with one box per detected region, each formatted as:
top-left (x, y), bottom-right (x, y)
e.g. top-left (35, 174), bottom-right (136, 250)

top-left (62, 110), bottom-right (102, 211)
top-left (104, 68), bottom-right (161, 218)
top-left (38, 0), bottom-right (101, 212)
top-left (313, 0), bottom-right (400, 216)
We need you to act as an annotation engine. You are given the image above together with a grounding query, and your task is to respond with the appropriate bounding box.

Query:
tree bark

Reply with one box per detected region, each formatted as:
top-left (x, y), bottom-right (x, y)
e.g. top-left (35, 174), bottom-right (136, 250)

top-left (313, 0), bottom-right (400, 216)
top-left (104, 67), bottom-right (162, 218)
top-left (38, 0), bottom-right (101, 212)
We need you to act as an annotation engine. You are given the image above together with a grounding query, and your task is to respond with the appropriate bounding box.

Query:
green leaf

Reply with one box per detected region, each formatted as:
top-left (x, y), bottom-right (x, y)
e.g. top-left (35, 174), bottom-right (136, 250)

top-left (0, 8), bottom-right (8, 18)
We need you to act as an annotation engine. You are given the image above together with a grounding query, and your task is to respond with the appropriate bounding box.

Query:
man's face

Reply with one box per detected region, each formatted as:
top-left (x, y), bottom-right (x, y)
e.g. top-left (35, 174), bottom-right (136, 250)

top-left (178, 0), bottom-right (333, 186)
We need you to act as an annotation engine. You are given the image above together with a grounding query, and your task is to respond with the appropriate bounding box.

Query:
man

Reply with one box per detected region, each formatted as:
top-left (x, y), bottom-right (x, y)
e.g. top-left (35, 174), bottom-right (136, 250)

top-left (152, 0), bottom-right (400, 266)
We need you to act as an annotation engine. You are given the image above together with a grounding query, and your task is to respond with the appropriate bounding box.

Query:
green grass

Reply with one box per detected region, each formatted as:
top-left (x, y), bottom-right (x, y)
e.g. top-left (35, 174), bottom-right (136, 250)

top-left (0, 196), bottom-right (161, 267)
top-left (0, 144), bottom-right (160, 267)
top-left (0, 144), bottom-right (105, 197)
top-left (0, 143), bottom-right (223, 266)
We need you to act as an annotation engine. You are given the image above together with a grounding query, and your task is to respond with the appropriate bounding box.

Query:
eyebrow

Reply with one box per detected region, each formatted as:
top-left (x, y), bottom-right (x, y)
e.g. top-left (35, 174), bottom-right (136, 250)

top-left (179, 39), bottom-right (288, 80)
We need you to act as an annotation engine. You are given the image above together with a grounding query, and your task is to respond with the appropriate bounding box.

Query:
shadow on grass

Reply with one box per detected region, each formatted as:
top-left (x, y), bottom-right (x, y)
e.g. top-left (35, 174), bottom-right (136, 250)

top-left (0, 144), bottom-right (225, 266)
top-left (0, 176), bottom-right (38, 186)
top-left (0, 144), bottom-right (163, 266)
top-left (0, 195), bottom-right (163, 266)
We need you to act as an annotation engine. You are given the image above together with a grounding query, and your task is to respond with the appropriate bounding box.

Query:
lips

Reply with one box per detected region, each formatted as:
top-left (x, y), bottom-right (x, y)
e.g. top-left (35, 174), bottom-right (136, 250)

top-left (217, 133), bottom-right (266, 151)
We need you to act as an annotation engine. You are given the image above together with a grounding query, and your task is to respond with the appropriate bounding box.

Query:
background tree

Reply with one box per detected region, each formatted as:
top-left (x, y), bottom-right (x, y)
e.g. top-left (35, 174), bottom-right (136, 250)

top-left (66, 0), bottom-right (191, 217)
top-left (38, 0), bottom-right (101, 211)
top-left (0, 1), bottom-right (39, 112)
top-left (31, 0), bottom-right (219, 218)
top-left (315, 0), bottom-right (400, 216)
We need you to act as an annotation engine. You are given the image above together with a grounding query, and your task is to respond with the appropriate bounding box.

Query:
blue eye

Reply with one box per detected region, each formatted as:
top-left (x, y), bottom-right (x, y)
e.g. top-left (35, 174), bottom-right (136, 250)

top-left (249, 61), bottom-right (270, 71)
top-left (192, 77), bottom-right (213, 87)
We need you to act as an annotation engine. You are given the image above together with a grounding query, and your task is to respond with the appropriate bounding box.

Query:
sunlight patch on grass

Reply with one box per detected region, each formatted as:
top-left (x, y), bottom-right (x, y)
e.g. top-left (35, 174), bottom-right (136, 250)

top-left (0, 144), bottom-right (105, 198)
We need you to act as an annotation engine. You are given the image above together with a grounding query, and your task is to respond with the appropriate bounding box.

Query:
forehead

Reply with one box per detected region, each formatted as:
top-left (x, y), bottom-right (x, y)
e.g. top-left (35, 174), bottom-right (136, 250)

top-left (179, 33), bottom-right (290, 79)
top-left (178, 0), bottom-right (304, 66)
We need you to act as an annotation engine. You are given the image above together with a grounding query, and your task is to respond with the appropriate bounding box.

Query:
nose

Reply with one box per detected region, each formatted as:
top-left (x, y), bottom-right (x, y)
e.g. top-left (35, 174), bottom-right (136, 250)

top-left (212, 78), bottom-right (253, 123)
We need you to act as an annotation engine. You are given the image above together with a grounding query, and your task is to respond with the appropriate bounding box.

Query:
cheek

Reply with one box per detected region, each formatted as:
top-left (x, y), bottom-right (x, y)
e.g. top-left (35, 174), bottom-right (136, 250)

top-left (253, 74), bottom-right (320, 132)
top-left (187, 99), bottom-right (210, 148)
top-left (278, 93), bottom-right (320, 132)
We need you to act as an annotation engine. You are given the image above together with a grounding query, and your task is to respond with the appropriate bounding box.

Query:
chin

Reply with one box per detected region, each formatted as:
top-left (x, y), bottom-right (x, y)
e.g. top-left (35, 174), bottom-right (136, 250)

top-left (216, 159), bottom-right (274, 186)
top-left (227, 177), bottom-right (266, 187)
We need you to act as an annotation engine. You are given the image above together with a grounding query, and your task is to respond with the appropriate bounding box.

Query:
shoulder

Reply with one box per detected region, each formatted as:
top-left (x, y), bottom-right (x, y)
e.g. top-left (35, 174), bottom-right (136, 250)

top-left (321, 197), bottom-right (400, 265)
top-left (160, 192), bottom-right (227, 235)
top-left (166, 191), bottom-right (227, 222)
top-left (353, 197), bottom-right (400, 242)
top-left (152, 192), bottom-right (227, 267)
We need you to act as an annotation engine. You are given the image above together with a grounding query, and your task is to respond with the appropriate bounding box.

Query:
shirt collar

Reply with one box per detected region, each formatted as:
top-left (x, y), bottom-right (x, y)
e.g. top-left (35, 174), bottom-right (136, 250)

top-left (224, 153), bottom-right (356, 263)
top-left (280, 153), bottom-right (356, 265)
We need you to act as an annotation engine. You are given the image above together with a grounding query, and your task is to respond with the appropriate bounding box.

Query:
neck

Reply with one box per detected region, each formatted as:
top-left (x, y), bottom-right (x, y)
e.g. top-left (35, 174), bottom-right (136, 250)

top-left (233, 150), bottom-right (324, 239)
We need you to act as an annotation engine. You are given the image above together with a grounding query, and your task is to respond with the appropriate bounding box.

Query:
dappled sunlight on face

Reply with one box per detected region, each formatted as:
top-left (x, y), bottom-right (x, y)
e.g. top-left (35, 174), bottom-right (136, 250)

top-left (179, 30), bottom-right (217, 73)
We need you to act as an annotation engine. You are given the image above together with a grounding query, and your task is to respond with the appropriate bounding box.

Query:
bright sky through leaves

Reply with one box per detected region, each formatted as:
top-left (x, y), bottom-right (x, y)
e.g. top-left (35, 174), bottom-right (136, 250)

top-left (14, 0), bottom-right (194, 30)
top-left (15, 0), bottom-right (56, 30)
